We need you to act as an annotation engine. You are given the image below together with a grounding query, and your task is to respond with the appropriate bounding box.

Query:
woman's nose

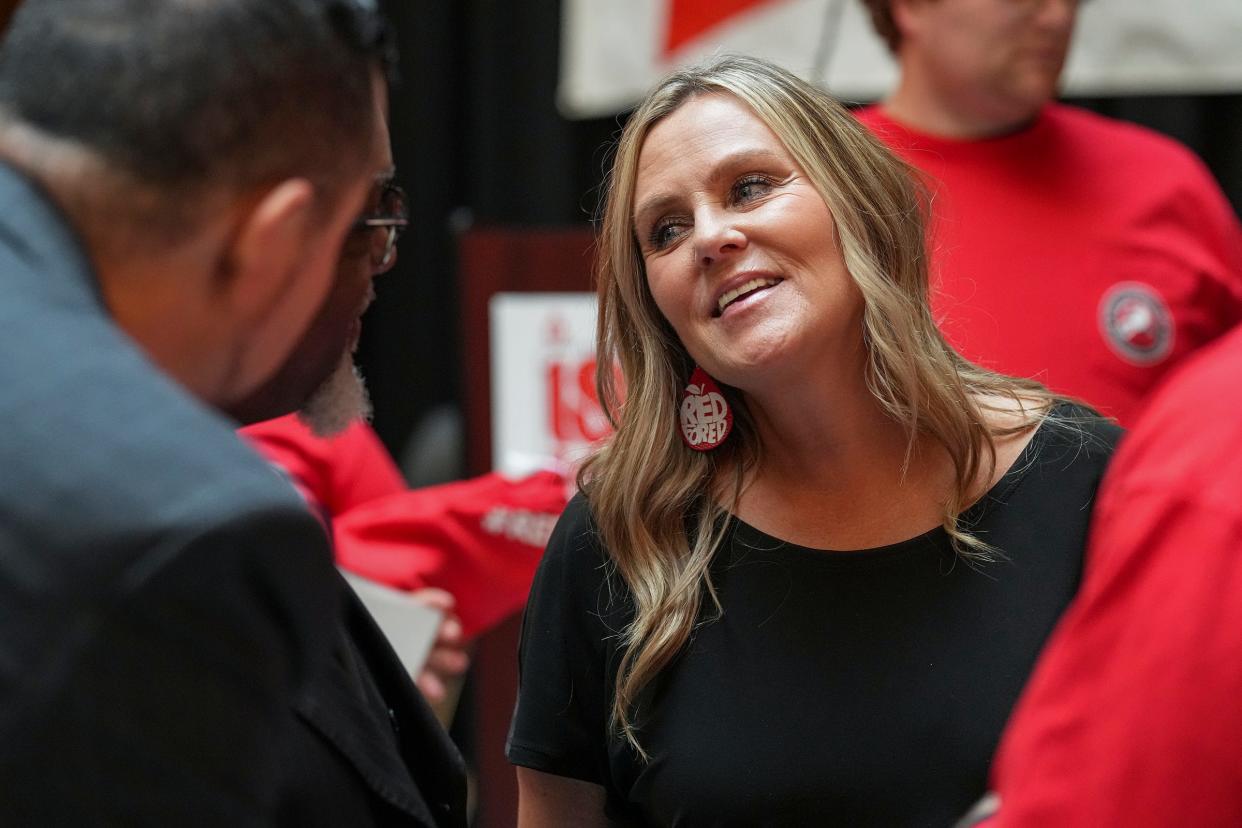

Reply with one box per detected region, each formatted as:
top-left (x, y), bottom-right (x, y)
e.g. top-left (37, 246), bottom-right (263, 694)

top-left (693, 209), bottom-right (748, 268)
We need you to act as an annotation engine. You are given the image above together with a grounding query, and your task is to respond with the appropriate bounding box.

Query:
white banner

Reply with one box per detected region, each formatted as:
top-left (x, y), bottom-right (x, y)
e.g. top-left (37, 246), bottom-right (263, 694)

top-left (489, 292), bottom-right (604, 476)
top-left (559, 0), bottom-right (1242, 119)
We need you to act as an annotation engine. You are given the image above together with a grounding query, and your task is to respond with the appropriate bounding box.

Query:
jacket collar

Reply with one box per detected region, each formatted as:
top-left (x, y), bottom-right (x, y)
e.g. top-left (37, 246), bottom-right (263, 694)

top-left (293, 580), bottom-right (466, 827)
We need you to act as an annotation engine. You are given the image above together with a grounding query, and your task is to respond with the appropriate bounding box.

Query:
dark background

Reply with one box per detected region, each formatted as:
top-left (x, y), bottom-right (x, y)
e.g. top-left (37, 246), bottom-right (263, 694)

top-left (362, 0), bottom-right (1242, 467)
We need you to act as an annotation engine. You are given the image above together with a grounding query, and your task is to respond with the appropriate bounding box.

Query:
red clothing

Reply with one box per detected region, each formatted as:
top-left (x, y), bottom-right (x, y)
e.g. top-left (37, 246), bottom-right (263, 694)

top-left (857, 103), bottom-right (1242, 426)
top-left (241, 415), bottom-right (408, 514)
top-left (330, 469), bottom-right (568, 640)
top-left (989, 323), bottom-right (1242, 826)
top-left (241, 415), bottom-right (569, 639)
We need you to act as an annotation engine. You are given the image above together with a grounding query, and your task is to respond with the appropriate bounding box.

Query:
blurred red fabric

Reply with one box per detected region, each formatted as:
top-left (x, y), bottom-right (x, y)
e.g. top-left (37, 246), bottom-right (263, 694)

top-left (242, 415), bottom-right (568, 639)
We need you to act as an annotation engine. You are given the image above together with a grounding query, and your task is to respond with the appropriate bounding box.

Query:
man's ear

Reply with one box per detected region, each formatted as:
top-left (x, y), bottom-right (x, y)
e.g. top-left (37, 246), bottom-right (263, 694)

top-left (890, 0), bottom-right (925, 44)
top-left (221, 178), bottom-right (318, 325)
top-left (212, 177), bottom-right (341, 404)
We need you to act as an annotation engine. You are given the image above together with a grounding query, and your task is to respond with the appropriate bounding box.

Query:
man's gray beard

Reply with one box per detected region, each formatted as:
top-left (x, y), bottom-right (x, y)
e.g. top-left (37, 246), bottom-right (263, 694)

top-left (297, 351), bottom-right (372, 437)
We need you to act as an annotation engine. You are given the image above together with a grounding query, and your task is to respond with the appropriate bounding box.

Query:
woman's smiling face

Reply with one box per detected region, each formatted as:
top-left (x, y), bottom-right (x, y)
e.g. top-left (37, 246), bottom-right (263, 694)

top-left (633, 93), bottom-right (864, 393)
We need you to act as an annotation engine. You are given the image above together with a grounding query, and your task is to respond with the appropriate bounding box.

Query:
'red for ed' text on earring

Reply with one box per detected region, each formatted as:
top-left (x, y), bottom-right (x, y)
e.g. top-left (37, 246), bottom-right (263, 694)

top-left (679, 366), bottom-right (732, 451)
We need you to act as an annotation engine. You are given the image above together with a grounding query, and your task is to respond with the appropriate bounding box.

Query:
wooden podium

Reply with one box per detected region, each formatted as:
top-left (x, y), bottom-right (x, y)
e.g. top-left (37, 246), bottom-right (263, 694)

top-left (457, 225), bottom-right (596, 828)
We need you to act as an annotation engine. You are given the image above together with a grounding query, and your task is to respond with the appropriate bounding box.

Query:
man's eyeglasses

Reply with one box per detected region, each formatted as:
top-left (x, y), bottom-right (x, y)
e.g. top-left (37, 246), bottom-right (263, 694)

top-left (351, 183), bottom-right (408, 273)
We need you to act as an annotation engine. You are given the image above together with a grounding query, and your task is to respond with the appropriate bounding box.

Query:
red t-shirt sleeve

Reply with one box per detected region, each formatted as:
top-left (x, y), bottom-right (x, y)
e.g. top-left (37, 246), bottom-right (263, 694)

top-left (241, 416), bottom-right (571, 639)
top-left (332, 470), bottom-right (569, 639)
top-left (240, 415), bottom-right (407, 513)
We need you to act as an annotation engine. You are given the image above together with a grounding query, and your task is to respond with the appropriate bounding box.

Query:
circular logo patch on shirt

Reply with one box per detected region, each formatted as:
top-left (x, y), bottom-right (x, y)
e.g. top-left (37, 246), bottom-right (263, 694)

top-left (1098, 282), bottom-right (1174, 365)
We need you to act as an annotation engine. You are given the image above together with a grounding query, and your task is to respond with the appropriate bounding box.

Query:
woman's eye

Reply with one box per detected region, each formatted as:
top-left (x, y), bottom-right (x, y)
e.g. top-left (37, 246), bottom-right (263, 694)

top-left (734, 176), bottom-right (773, 203)
top-left (648, 219), bottom-right (687, 250)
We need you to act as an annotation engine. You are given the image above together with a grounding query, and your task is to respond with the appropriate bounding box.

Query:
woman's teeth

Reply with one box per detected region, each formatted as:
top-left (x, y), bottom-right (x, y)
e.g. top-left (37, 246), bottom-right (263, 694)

top-left (718, 277), bottom-right (779, 314)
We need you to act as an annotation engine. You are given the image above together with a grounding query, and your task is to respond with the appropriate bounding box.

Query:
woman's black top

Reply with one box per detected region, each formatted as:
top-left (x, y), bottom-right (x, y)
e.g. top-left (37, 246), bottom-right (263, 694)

top-left (507, 406), bottom-right (1120, 826)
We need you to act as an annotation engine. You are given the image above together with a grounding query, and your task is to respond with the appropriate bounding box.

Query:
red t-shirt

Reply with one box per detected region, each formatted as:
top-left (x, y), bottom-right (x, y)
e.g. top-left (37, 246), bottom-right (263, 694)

top-left (988, 323), bottom-right (1242, 826)
top-left (857, 103), bottom-right (1242, 426)
top-left (241, 415), bottom-right (569, 639)
top-left (241, 414), bottom-right (407, 515)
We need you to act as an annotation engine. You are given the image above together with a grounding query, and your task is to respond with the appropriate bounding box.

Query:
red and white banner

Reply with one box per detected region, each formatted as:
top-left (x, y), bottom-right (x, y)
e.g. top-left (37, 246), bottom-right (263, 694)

top-left (559, 0), bottom-right (1242, 119)
top-left (489, 292), bottom-right (606, 476)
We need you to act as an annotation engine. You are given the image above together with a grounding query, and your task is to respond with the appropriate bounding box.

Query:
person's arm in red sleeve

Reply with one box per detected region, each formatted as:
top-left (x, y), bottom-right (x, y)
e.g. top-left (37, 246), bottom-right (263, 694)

top-left (332, 470), bottom-right (569, 640)
top-left (993, 490), bottom-right (1242, 826)
top-left (990, 330), bottom-right (1242, 827)
top-left (241, 415), bottom-right (407, 514)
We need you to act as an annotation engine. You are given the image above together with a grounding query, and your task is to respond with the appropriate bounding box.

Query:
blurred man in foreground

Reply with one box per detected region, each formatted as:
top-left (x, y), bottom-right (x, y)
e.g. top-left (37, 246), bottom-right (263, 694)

top-left (858, 0), bottom-right (1242, 425)
top-left (0, 0), bottom-right (464, 823)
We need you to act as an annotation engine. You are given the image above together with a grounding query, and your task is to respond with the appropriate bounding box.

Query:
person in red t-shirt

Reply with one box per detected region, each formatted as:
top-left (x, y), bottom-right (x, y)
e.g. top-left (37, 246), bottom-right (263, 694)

top-left (857, 0), bottom-right (1242, 426)
top-left (973, 322), bottom-right (1242, 827)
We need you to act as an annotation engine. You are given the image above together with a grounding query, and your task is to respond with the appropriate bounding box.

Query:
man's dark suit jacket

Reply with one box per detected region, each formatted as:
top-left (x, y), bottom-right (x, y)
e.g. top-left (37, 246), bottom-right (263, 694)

top-left (0, 163), bottom-right (465, 826)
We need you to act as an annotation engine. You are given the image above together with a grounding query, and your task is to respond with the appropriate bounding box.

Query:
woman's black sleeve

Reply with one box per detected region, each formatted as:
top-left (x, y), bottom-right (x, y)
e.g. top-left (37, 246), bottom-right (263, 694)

top-left (505, 494), bottom-right (617, 785)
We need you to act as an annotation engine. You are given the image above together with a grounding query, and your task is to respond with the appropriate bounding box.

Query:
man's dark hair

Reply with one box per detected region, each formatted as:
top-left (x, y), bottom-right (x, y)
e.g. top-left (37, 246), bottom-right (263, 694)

top-left (0, 0), bottom-right (396, 200)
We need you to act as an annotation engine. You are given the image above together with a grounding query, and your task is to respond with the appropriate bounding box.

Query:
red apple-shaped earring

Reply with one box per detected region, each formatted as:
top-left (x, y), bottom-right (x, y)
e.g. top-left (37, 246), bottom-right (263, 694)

top-left (679, 366), bottom-right (733, 451)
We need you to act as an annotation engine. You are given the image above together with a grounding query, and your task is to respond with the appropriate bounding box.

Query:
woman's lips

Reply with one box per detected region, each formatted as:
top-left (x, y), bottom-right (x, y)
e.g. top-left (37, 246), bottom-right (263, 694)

top-left (714, 276), bottom-right (781, 317)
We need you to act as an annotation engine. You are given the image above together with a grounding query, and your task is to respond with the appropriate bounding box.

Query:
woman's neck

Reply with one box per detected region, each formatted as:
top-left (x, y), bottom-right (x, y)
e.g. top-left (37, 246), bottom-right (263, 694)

top-left (732, 365), bottom-right (955, 549)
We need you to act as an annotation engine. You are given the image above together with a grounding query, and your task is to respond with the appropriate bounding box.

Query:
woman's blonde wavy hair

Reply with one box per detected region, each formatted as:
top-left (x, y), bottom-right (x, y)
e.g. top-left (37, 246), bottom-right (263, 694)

top-left (580, 55), bottom-right (1056, 757)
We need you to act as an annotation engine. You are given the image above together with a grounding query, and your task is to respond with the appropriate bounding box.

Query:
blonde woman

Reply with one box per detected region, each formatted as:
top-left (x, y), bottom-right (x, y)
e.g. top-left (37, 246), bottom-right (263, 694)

top-left (506, 56), bottom-right (1119, 827)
